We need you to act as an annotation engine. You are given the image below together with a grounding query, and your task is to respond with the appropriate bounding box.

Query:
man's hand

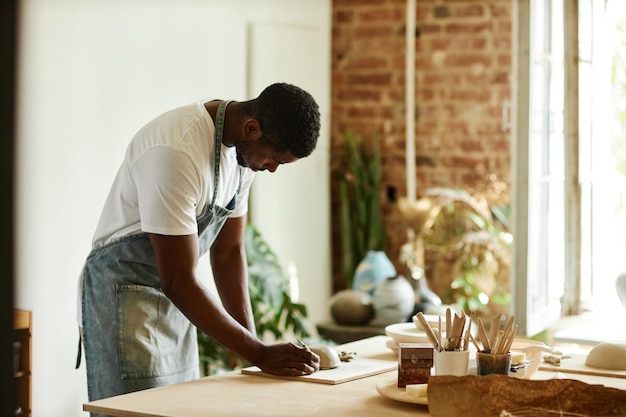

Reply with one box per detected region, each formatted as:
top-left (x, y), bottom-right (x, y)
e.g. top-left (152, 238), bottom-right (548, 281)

top-left (255, 342), bottom-right (320, 376)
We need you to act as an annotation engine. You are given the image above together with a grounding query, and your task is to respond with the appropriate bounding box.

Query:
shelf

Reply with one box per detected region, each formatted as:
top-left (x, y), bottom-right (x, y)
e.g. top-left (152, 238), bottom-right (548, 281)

top-left (13, 310), bottom-right (31, 417)
top-left (13, 311), bottom-right (31, 330)
top-left (316, 320), bottom-right (386, 344)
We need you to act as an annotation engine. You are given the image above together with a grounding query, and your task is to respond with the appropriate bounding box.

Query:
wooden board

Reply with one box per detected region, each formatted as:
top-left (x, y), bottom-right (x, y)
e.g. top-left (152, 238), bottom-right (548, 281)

top-left (539, 353), bottom-right (626, 379)
top-left (241, 358), bottom-right (396, 385)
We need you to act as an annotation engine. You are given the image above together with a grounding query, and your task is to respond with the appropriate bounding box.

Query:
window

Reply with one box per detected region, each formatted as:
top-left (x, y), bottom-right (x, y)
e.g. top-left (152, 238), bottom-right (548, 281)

top-left (578, 0), bottom-right (626, 318)
top-left (513, 0), bottom-right (626, 339)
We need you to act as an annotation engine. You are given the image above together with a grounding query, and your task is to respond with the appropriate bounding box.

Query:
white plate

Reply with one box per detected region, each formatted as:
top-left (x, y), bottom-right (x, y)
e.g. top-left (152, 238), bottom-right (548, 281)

top-left (384, 322), bottom-right (435, 344)
top-left (375, 376), bottom-right (428, 405)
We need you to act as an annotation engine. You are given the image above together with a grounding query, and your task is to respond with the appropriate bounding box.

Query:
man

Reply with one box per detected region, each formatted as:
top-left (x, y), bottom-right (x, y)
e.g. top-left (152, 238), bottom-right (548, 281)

top-left (79, 83), bottom-right (321, 405)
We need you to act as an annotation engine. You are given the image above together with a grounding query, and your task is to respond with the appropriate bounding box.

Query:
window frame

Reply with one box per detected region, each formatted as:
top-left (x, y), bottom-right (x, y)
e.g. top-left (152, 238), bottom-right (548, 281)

top-left (512, 0), bottom-right (581, 336)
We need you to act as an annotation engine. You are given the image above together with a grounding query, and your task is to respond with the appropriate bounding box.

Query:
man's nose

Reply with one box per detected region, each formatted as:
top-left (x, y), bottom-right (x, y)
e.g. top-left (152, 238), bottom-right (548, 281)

top-left (265, 161), bottom-right (279, 173)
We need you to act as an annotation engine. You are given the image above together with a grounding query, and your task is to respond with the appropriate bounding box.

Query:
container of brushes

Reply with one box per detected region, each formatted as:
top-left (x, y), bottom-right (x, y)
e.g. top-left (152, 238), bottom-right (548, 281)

top-left (476, 351), bottom-right (512, 376)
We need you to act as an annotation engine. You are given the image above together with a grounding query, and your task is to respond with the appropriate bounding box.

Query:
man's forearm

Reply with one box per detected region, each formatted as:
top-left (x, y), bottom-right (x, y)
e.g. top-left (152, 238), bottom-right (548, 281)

top-left (210, 244), bottom-right (256, 334)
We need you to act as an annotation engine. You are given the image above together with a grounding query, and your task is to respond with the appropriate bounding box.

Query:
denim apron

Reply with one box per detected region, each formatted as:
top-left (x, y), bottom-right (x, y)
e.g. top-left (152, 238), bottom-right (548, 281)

top-left (81, 101), bottom-right (241, 406)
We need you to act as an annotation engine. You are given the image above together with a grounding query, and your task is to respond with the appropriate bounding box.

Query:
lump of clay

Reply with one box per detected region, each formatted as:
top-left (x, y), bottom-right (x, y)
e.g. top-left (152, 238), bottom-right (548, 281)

top-left (585, 342), bottom-right (626, 370)
top-left (309, 345), bottom-right (341, 369)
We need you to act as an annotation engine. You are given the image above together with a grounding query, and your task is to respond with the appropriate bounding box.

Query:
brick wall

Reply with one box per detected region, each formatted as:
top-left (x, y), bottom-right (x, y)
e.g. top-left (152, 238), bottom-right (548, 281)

top-left (331, 0), bottom-right (512, 292)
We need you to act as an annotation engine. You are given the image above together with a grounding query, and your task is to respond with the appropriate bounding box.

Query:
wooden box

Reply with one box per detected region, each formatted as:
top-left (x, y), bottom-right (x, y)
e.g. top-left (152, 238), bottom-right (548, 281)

top-left (397, 343), bottom-right (433, 387)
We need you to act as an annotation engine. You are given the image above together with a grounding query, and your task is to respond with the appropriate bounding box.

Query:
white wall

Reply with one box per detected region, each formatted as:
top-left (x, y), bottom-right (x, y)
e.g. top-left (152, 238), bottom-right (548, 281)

top-left (14, 1), bottom-right (330, 415)
top-left (247, 21), bottom-right (332, 334)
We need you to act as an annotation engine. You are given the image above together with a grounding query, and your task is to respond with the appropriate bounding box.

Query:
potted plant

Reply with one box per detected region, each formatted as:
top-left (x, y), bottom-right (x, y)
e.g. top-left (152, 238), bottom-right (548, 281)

top-left (398, 183), bottom-right (512, 316)
top-left (337, 129), bottom-right (387, 290)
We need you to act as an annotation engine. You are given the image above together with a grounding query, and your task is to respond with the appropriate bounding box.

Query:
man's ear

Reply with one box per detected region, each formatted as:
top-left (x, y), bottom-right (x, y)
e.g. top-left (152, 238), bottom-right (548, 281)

top-left (244, 118), bottom-right (262, 139)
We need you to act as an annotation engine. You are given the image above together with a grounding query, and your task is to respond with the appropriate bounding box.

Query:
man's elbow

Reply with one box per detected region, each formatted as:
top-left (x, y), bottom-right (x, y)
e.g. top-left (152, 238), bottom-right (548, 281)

top-left (159, 276), bottom-right (189, 303)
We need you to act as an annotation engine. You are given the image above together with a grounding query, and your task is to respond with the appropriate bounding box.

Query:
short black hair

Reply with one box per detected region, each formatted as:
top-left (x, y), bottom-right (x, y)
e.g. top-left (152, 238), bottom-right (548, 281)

top-left (243, 83), bottom-right (320, 158)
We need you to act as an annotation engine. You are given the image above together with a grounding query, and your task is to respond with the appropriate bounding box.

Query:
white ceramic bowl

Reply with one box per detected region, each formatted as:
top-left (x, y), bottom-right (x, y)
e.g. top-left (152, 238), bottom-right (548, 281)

top-left (385, 322), bottom-right (432, 344)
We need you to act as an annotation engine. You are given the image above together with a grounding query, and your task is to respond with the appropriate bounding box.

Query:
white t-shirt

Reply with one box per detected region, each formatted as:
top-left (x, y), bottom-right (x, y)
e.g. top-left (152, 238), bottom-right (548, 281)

top-left (92, 101), bottom-right (255, 248)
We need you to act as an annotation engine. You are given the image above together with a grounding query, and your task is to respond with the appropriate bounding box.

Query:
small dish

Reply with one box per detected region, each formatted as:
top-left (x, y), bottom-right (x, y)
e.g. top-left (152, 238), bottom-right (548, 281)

top-left (386, 338), bottom-right (400, 354)
top-left (376, 376), bottom-right (428, 405)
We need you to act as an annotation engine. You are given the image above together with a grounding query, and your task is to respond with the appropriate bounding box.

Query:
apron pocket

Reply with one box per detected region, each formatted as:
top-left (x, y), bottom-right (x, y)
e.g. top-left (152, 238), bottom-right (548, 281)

top-left (116, 284), bottom-right (198, 380)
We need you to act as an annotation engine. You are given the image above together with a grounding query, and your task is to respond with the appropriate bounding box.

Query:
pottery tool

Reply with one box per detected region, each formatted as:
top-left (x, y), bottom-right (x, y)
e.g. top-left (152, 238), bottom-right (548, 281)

top-left (493, 316), bottom-right (517, 354)
top-left (415, 312), bottom-right (440, 350)
top-left (438, 316), bottom-right (442, 351)
top-left (440, 309), bottom-right (469, 351)
top-left (450, 313), bottom-right (465, 350)
top-left (502, 324), bottom-right (519, 354)
top-left (497, 315), bottom-right (515, 352)
top-left (491, 334), bottom-right (500, 355)
top-left (296, 337), bottom-right (310, 351)
top-left (463, 319), bottom-right (471, 351)
top-left (477, 317), bottom-right (491, 352)
top-left (502, 315), bottom-right (515, 337)
top-left (498, 316), bottom-right (519, 354)
top-left (469, 333), bottom-right (482, 351)
top-left (473, 314), bottom-right (518, 354)
top-left (492, 330), bottom-right (505, 354)
top-left (473, 314), bottom-right (519, 354)
top-left (488, 313), bottom-right (501, 348)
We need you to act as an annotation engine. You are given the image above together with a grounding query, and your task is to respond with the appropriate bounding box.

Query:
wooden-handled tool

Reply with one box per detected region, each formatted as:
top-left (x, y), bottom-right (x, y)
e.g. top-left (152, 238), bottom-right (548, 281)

top-left (415, 312), bottom-right (440, 350)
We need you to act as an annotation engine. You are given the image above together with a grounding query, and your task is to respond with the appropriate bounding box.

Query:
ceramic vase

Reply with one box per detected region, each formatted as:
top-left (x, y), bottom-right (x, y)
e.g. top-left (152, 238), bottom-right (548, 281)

top-left (352, 250), bottom-right (397, 296)
top-left (372, 275), bottom-right (415, 325)
top-left (329, 289), bottom-right (375, 326)
top-left (412, 275), bottom-right (442, 315)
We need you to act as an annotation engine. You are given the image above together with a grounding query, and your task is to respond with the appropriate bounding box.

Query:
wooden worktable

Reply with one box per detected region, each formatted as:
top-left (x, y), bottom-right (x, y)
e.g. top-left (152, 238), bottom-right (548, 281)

top-left (84, 336), bottom-right (626, 417)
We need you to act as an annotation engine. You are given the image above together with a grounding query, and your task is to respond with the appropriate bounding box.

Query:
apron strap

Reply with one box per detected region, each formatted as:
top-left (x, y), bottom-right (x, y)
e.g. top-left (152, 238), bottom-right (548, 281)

top-left (210, 100), bottom-right (232, 208)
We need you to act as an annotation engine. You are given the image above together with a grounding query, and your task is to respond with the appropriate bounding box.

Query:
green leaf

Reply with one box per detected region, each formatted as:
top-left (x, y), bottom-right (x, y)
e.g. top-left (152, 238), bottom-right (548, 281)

top-left (337, 129), bottom-right (386, 286)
